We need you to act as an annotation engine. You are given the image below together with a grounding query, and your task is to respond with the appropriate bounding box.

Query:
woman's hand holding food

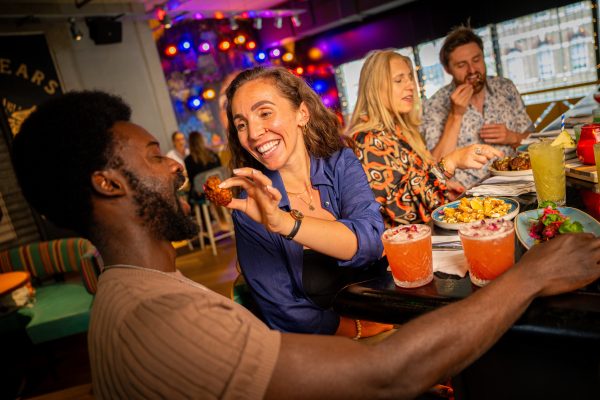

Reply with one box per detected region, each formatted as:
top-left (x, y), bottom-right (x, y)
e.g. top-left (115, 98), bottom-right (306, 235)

top-left (219, 168), bottom-right (291, 234)
top-left (444, 144), bottom-right (503, 173)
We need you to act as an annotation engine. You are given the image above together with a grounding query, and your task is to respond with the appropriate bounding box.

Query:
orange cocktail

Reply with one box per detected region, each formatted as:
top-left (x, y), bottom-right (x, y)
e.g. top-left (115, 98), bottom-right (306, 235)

top-left (458, 219), bottom-right (515, 287)
top-left (382, 224), bottom-right (433, 288)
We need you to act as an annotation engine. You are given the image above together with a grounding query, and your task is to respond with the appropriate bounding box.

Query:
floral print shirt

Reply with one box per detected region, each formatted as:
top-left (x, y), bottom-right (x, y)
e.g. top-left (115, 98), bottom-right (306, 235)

top-left (353, 129), bottom-right (449, 228)
top-left (421, 76), bottom-right (534, 188)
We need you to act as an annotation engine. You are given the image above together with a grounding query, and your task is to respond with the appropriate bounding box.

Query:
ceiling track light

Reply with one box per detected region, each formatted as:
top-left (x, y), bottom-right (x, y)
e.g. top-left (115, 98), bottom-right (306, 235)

top-left (253, 17), bottom-right (262, 30)
top-left (68, 17), bottom-right (83, 41)
top-left (274, 17), bottom-right (283, 29)
top-left (229, 17), bottom-right (239, 30)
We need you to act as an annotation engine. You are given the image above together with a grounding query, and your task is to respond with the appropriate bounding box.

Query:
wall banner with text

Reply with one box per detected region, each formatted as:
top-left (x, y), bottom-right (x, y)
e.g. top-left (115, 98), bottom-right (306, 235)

top-left (0, 33), bottom-right (63, 136)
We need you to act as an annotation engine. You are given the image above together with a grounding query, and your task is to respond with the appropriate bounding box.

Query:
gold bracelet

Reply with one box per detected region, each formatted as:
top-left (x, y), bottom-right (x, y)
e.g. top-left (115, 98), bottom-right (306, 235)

top-left (437, 158), bottom-right (454, 179)
top-left (353, 319), bottom-right (362, 340)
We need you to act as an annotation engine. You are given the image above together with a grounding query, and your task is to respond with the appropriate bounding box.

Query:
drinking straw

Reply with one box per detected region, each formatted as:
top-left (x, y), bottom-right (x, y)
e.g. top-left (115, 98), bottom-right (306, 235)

top-left (561, 114), bottom-right (565, 131)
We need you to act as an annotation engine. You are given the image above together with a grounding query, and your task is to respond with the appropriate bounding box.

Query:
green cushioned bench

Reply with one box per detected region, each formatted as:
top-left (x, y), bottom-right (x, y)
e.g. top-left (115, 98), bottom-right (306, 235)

top-left (0, 238), bottom-right (101, 344)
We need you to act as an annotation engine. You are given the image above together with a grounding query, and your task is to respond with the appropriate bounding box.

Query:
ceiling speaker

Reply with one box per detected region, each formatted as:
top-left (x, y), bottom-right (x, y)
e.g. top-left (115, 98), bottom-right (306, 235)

top-left (86, 17), bottom-right (122, 45)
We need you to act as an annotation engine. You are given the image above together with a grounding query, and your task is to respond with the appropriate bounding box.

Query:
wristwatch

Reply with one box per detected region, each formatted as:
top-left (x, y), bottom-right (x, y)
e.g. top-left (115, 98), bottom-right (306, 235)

top-left (284, 209), bottom-right (304, 240)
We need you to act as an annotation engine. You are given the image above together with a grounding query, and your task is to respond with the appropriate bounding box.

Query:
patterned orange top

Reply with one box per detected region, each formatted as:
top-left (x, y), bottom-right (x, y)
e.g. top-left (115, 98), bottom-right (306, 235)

top-left (353, 129), bottom-right (449, 228)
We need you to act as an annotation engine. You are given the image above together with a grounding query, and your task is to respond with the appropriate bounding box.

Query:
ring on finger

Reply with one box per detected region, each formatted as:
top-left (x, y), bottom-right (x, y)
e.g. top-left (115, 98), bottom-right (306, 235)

top-left (475, 146), bottom-right (483, 155)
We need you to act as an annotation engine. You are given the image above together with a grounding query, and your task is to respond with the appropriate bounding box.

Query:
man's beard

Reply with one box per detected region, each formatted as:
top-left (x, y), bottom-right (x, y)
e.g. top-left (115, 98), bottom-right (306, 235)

top-left (463, 72), bottom-right (485, 94)
top-left (120, 168), bottom-right (199, 242)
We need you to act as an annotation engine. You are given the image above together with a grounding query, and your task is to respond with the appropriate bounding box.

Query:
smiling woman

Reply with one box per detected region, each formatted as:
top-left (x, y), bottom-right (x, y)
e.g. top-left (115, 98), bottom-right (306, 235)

top-left (219, 67), bottom-right (391, 337)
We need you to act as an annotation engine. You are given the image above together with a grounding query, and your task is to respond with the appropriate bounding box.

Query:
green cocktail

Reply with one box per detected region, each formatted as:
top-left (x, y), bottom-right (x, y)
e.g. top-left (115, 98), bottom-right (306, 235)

top-left (529, 141), bottom-right (566, 206)
top-left (594, 143), bottom-right (600, 180)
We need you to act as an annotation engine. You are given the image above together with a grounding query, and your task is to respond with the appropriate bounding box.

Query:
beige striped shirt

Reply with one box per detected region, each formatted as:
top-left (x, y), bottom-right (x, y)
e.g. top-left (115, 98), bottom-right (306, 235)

top-left (89, 267), bottom-right (281, 399)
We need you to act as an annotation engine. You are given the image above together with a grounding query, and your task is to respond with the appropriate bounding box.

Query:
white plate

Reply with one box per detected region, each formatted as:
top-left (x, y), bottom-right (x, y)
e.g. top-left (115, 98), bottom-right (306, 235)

top-left (432, 197), bottom-right (520, 230)
top-left (489, 167), bottom-right (533, 177)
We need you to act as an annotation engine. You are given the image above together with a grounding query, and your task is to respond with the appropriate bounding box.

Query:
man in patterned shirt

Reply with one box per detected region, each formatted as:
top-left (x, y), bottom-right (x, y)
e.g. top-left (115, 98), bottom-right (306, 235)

top-left (422, 26), bottom-right (534, 188)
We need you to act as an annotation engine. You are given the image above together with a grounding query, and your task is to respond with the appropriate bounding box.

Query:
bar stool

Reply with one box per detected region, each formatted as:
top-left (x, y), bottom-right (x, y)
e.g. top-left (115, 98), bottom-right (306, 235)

top-left (192, 167), bottom-right (235, 255)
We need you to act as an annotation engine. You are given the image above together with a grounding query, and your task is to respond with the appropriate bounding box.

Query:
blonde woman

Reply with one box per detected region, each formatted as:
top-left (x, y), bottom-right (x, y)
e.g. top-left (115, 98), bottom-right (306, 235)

top-left (347, 50), bottom-right (502, 227)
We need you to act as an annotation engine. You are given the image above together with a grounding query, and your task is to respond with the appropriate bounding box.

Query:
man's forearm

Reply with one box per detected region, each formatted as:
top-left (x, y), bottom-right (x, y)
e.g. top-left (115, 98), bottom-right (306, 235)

top-left (431, 112), bottom-right (463, 161)
top-left (373, 265), bottom-right (537, 398)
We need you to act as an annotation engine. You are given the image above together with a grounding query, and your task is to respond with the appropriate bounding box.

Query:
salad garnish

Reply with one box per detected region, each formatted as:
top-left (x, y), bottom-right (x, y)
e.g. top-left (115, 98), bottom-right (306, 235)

top-left (528, 203), bottom-right (583, 242)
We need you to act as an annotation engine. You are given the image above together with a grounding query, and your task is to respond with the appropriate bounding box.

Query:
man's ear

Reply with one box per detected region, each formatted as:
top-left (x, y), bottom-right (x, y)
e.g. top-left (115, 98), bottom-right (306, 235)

top-left (91, 170), bottom-right (126, 197)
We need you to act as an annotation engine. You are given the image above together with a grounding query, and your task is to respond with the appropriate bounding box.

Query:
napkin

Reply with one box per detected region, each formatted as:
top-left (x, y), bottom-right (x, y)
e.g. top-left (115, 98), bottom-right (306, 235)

top-left (466, 175), bottom-right (536, 197)
top-left (432, 236), bottom-right (468, 278)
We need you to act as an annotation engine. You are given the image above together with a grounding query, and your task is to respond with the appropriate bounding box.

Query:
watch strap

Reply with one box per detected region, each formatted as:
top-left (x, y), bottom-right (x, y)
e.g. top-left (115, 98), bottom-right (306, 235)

top-left (284, 218), bottom-right (302, 240)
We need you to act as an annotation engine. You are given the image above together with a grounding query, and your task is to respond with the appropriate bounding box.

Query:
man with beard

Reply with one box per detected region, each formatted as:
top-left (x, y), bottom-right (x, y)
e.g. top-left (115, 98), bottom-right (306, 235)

top-left (11, 91), bottom-right (600, 399)
top-left (422, 26), bottom-right (534, 188)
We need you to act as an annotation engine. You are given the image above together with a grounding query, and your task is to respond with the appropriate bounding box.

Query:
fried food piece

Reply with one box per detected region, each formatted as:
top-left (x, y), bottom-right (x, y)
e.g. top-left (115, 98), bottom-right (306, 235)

top-left (493, 157), bottom-right (511, 171)
top-left (440, 197), bottom-right (510, 223)
top-left (203, 175), bottom-right (232, 206)
top-left (509, 153), bottom-right (531, 171)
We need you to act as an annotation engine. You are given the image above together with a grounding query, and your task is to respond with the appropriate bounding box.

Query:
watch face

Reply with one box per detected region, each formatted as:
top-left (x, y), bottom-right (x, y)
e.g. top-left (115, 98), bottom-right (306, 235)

top-left (290, 209), bottom-right (304, 220)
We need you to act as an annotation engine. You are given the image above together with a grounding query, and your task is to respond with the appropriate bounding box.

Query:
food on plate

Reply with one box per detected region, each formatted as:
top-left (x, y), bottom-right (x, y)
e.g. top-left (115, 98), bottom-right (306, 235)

top-left (203, 175), bottom-right (232, 206)
top-left (528, 202), bottom-right (583, 243)
top-left (440, 197), bottom-right (511, 223)
top-left (492, 153), bottom-right (531, 171)
top-left (550, 130), bottom-right (576, 149)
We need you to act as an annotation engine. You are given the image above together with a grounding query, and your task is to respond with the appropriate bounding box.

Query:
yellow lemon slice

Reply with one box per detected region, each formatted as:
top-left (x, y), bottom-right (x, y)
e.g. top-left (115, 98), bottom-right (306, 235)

top-left (551, 130), bottom-right (576, 149)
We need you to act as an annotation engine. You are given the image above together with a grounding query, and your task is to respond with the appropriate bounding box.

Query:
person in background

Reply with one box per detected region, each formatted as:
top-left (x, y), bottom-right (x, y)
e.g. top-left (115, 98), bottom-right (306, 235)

top-left (184, 131), bottom-right (221, 198)
top-left (165, 130), bottom-right (189, 170)
top-left (347, 49), bottom-right (502, 228)
top-left (12, 90), bottom-right (600, 399)
top-left (422, 26), bottom-right (534, 188)
top-left (219, 66), bottom-right (391, 338)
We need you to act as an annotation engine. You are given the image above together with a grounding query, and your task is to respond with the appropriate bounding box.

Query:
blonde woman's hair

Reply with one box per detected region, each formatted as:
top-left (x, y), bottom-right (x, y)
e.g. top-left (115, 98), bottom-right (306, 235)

top-left (346, 49), bottom-right (432, 162)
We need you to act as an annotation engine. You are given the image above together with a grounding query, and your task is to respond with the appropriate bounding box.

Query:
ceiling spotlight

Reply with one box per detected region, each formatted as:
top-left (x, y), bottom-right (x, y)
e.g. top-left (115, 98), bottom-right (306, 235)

top-left (291, 15), bottom-right (301, 28)
top-left (253, 18), bottom-right (262, 30)
top-left (245, 40), bottom-right (257, 50)
top-left (274, 17), bottom-right (283, 29)
top-left (229, 17), bottom-right (239, 30)
top-left (68, 17), bottom-right (83, 41)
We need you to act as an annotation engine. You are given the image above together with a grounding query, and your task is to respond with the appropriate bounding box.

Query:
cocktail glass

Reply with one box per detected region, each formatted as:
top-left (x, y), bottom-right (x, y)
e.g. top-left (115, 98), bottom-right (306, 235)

top-left (528, 140), bottom-right (566, 206)
top-left (382, 224), bottom-right (432, 288)
top-left (459, 219), bottom-right (515, 287)
top-left (594, 143), bottom-right (600, 179)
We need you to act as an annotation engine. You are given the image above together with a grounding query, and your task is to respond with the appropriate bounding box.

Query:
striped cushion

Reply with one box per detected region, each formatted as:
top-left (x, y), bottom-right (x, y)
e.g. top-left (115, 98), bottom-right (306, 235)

top-left (0, 238), bottom-right (102, 294)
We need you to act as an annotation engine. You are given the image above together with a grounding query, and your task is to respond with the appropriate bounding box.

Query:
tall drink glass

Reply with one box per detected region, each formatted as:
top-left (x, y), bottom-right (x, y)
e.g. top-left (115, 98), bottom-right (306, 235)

top-left (528, 141), bottom-right (566, 206)
top-left (382, 224), bottom-right (432, 288)
top-left (595, 143), bottom-right (600, 179)
top-left (459, 219), bottom-right (515, 287)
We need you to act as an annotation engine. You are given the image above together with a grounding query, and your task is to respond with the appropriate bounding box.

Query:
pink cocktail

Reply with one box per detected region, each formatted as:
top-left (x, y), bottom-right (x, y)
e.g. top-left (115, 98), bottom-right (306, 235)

top-left (458, 219), bottom-right (515, 287)
top-left (382, 225), bottom-right (433, 288)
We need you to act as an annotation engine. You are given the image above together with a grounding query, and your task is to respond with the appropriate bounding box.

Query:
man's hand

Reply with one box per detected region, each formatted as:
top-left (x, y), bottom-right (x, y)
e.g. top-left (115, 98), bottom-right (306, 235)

top-left (479, 124), bottom-right (524, 145)
top-left (515, 233), bottom-right (600, 297)
top-left (450, 83), bottom-right (474, 116)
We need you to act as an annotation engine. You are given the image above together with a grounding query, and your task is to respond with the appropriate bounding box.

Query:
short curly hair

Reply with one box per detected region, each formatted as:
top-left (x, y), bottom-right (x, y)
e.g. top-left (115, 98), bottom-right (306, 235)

top-left (12, 90), bottom-right (131, 236)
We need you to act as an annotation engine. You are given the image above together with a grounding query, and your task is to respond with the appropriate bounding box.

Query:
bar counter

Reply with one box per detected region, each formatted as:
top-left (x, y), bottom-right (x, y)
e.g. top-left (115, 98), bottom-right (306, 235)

top-left (332, 186), bottom-right (600, 399)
